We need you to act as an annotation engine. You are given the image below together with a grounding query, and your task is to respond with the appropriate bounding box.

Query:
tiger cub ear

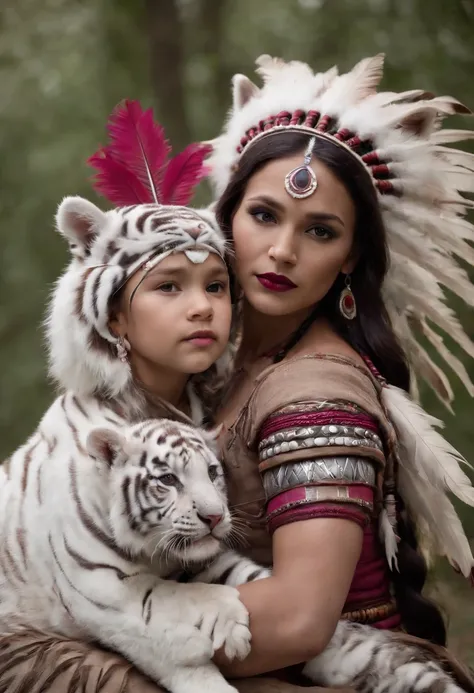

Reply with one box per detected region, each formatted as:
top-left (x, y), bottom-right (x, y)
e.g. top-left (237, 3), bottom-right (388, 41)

top-left (202, 423), bottom-right (224, 441)
top-left (56, 196), bottom-right (107, 260)
top-left (87, 427), bottom-right (125, 467)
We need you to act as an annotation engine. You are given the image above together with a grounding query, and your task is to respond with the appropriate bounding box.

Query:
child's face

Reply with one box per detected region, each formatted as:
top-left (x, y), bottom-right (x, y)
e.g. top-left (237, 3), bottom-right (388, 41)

top-left (112, 253), bottom-right (232, 382)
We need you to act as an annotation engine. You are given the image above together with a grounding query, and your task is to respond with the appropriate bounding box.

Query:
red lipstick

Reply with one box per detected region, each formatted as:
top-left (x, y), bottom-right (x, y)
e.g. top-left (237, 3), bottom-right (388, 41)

top-left (256, 273), bottom-right (297, 292)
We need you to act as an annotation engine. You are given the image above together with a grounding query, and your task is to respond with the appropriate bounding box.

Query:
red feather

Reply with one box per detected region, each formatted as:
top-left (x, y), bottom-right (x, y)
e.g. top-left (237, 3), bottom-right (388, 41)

top-left (88, 150), bottom-right (152, 205)
top-left (105, 100), bottom-right (170, 202)
top-left (160, 143), bottom-right (213, 205)
top-left (88, 100), bottom-right (212, 206)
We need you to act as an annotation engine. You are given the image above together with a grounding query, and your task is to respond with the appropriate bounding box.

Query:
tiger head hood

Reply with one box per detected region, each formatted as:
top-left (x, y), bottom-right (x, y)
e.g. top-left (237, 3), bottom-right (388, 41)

top-left (46, 197), bottom-right (227, 419)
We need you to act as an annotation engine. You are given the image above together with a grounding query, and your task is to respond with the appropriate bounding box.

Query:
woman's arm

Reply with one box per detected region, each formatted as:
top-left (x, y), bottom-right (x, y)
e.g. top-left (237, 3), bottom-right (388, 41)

top-left (214, 516), bottom-right (363, 677)
top-left (215, 357), bottom-right (385, 678)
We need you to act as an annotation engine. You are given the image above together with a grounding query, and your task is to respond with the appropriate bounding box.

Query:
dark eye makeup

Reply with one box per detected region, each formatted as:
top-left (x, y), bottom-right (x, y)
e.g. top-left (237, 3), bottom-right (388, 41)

top-left (248, 205), bottom-right (336, 240)
top-left (248, 206), bottom-right (277, 225)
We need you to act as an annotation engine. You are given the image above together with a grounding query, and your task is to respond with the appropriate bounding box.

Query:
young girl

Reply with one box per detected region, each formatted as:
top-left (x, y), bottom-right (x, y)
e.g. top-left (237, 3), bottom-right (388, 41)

top-left (0, 102), bottom-right (320, 693)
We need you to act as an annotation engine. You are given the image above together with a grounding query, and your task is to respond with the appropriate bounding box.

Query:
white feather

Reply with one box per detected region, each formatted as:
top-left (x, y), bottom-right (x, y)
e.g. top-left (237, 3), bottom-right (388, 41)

top-left (384, 385), bottom-right (474, 499)
top-left (255, 54), bottom-right (315, 89)
top-left (362, 88), bottom-right (432, 109)
top-left (429, 95), bottom-right (471, 115)
top-left (435, 145), bottom-right (474, 170)
top-left (383, 197), bottom-right (474, 251)
top-left (379, 508), bottom-right (399, 571)
top-left (397, 461), bottom-right (474, 577)
top-left (385, 274), bottom-right (474, 364)
top-left (405, 336), bottom-right (454, 408)
top-left (388, 219), bottom-right (474, 307)
top-left (438, 167), bottom-right (474, 193)
top-left (431, 128), bottom-right (474, 144)
top-left (410, 371), bottom-right (421, 403)
top-left (420, 320), bottom-right (474, 398)
top-left (319, 54), bottom-right (384, 114)
top-left (381, 385), bottom-right (474, 577)
top-left (385, 302), bottom-right (460, 406)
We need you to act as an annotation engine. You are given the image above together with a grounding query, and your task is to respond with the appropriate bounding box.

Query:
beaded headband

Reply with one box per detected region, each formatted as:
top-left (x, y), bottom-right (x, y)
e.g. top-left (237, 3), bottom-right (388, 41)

top-left (88, 99), bottom-right (225, 274)
top-left (236, 121), bottom-right (393, 197)
top-left (206, 54), bottom-right (474, 407)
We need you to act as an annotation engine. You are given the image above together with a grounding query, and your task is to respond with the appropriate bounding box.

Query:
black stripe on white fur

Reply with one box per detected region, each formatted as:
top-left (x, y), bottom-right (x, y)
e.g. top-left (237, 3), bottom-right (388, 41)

top-left (193, 550), bottom-right (271, 587)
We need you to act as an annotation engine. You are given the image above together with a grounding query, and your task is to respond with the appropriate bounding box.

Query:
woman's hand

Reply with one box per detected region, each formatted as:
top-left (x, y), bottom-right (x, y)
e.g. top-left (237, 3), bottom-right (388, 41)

top-left (214, 516), bottom-right (363, 677)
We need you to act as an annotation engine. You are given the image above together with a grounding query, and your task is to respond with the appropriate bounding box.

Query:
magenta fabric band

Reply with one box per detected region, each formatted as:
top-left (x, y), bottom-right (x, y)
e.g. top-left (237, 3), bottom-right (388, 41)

top-left (260, 410), bottom-right (379, 440)
top-left (361, 354), bottom-right (388, 386)
top-left (268, 509), bottom-right (401, 630)
top-left (267, 484), bottom-right (374, 516)
top-left (345, 525), bottom-right (395, 612)
top-left (267, 503), bottom-right (368, 535)
top-left (347, 582), bottom-right (389, 603)
top-left (373, 613), bottom-right (402, 630)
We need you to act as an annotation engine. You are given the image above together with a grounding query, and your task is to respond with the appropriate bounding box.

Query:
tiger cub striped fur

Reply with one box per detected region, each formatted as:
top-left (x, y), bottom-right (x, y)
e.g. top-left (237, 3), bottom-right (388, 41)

top-left (0, 404), bottom-right (251, 693)
top-left (0, 400), bottom-right (466, 693)
top-left (196, 548), bottom-right (467, 693)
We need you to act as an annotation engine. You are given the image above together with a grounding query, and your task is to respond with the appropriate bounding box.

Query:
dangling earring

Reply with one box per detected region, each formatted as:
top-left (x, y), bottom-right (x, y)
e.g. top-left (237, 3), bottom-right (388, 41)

top-left (116, 336), bottom-right (130, 362)
top-left (339, 274), bottom-right (357, 320)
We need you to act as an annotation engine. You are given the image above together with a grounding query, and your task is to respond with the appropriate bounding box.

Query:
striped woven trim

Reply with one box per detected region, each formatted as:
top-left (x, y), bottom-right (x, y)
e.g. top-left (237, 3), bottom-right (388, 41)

top-left (259, 423), bottom-right (383, 462)
top-left (341, 599), bottom-right (398, 625)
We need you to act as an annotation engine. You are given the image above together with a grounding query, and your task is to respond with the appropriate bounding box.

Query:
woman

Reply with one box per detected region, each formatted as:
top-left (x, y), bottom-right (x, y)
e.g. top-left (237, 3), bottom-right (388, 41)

top-left (204, 54), bottom-right (474, 686)
top-left (1, 58), bottom-right (473, 692)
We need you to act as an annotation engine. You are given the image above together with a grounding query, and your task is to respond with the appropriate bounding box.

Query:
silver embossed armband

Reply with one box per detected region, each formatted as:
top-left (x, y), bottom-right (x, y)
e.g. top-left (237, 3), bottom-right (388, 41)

top-left (262, 455), bottom-right (376, 501)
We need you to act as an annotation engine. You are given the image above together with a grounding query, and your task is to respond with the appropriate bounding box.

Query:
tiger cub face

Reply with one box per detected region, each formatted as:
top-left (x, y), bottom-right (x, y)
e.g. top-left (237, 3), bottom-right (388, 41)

top-left (86, 418), bottom-right (231, 564)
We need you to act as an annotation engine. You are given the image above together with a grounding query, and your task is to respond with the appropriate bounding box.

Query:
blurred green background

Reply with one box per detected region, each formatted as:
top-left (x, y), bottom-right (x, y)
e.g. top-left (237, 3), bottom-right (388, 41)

top-left (0, 0), bottom-right (473, 663)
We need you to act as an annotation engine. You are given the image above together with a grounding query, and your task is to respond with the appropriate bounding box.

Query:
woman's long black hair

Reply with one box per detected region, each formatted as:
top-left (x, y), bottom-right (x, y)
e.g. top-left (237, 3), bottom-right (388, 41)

top-left (215, 131), bottom-right (447, 646)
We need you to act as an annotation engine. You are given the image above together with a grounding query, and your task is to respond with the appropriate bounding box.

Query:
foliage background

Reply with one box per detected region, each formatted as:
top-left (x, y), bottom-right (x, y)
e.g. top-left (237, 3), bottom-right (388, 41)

top-left (0, 0), bottom-right (473, 665)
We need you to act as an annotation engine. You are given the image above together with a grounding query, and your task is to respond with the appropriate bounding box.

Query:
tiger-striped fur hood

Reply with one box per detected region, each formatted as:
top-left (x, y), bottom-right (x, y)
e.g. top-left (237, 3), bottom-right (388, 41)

top-left (46, 196), bottom-right (229, 419)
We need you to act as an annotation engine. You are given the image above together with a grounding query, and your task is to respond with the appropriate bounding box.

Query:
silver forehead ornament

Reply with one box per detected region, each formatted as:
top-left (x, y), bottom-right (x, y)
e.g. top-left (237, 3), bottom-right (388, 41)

top-left (284, 136), bottom-right (318, 199)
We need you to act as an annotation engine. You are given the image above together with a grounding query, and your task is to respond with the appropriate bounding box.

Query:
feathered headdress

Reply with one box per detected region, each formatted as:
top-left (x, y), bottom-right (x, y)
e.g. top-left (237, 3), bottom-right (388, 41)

top-left (47, 100), bottom-right (227, 415)
top-left (206, 55), bottom-right (474, 579)
top-left (207, 54), bottom-right (474, 408)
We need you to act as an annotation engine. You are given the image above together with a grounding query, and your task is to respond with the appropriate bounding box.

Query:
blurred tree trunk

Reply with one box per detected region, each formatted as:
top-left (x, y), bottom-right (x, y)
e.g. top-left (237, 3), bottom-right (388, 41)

top-left (195, 0), bottom-right (231, 124)
top-left (146, 0), bottom-right (189, 149)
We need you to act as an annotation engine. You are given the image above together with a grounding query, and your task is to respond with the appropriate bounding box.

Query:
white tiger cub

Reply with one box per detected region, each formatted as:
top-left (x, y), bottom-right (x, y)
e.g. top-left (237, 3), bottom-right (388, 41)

top-left (1, 406), bottom-right (467, 693)
top-left (0, 409), bottom-right (251, 693)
